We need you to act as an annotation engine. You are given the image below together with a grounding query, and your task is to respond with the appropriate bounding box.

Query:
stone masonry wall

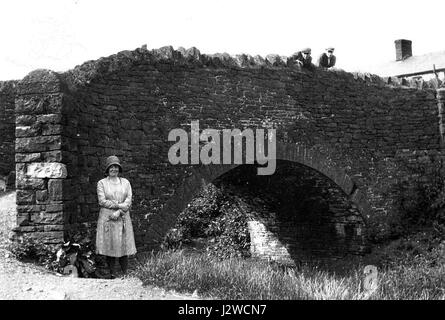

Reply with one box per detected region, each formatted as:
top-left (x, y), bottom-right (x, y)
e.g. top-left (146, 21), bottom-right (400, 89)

top-left (11, 47), bottom-right (445, 253)
top-left (0, 81), bottom-right (17, 183)
top-left (13, 70), bottom-right (68, 243)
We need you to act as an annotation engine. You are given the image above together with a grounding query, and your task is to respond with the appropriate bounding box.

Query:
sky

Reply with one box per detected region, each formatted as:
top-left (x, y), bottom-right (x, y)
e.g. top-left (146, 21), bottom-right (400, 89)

top-left (1, 0), bottom-right (445, 81)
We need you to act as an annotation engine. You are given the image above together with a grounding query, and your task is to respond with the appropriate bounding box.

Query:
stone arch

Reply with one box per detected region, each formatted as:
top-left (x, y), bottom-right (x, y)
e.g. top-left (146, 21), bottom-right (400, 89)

top-left (144, 141), bottom-right (371, 249)
top-left (275, 142), bottom-right (370, 217)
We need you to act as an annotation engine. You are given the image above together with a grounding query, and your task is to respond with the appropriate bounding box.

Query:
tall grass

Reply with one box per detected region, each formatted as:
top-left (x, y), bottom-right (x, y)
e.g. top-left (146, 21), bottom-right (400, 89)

top-left (133, 249), bottom-right (445, 300)
top-left (376, 257), bottom-right (445, 299)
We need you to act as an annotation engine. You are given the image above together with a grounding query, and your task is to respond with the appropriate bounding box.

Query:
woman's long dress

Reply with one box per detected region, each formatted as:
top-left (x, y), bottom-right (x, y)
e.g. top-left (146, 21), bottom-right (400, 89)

top-left (96, 177), bottom-right (137, 257)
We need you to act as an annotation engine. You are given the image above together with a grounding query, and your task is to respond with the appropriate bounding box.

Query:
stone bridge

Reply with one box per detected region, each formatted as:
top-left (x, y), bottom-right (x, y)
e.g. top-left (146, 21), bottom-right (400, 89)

top-left (1, 46), bottom-right (445, 264)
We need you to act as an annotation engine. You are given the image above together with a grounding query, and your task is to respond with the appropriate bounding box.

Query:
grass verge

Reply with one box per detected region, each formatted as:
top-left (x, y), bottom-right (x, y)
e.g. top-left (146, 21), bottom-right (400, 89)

top-left (133, 243), bottom-right (445, 300)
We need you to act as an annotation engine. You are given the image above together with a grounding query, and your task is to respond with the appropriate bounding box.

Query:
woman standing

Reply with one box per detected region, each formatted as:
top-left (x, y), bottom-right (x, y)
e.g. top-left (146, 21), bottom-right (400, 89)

top-left (96, 155), bottom-right (137, 278)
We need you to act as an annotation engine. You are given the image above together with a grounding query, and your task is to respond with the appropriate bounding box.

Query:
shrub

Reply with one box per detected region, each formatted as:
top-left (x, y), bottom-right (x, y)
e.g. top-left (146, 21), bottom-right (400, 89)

top-left (205, 205), bottom-right (250, 259)
top-left (164, 183), bottom-right (250, 259)
top-left (7, 234), bottom-right (103, 278)
top-left (394, 161), bottom-right (445, 240)
top-left (7, 235), bottom-right (58, 270)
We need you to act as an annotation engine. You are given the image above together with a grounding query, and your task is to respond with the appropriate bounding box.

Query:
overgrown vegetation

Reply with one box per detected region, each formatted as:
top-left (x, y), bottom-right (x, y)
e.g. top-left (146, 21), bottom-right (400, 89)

top-left (148, 169), bottom-right (445, 300)
top-left (7, 235), bottom-right (58, 271)
top-left (370, 233), bottom-right (445, 299)
top-left (6, 234), bottom-right (107, 278)
top-left (163, 183), bottom-right (250, 259)
top-left (134, 235), bottom-right (445, 300)
top-left (396, 161), bottom-right (445, 237)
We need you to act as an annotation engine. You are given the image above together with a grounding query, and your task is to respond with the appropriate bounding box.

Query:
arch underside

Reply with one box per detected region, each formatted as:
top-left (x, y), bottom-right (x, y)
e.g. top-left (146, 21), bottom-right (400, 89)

top-left (145, 142), bottom-right (371, 259)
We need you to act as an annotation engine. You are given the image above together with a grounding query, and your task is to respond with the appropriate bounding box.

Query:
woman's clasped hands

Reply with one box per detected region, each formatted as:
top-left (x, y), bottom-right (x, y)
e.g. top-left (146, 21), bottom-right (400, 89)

top-left (108, 200), bottom-right (130, 221)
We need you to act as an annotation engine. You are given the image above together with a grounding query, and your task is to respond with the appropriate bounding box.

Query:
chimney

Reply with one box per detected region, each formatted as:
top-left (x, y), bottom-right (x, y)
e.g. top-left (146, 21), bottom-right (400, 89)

top-left (395, 39), bottom-right (412, 61)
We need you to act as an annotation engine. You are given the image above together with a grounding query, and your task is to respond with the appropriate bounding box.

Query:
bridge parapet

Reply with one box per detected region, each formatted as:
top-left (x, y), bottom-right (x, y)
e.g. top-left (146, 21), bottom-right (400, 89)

top-left (61, 45), bottom-right (438, 93)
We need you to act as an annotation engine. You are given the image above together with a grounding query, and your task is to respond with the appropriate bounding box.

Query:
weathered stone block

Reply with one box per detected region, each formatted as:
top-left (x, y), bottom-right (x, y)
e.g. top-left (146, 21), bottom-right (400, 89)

top-left (16, 190), bottom-right (35, 204)
top-left (16, 136), bottom-right (62, 153)
top-left (30, 211), bottom-right (64, 224)
top-left (15, 126), bottom-right (34, 138)
top-left (15, 162), bottom-right (26, 174)
top-left (15, 97), bottom-right (46, 114)
top-left (15, 226), bottom-right (44, 232)
top-left (46, 204), bottom-right (63, 213)
top-left (15, 94), bottom-right (63, 115)
top-left (37, 113), bottom-right (63, 124)
top-left (36, 190), bottom-right (48, 203)
top-left (48, 179), bottom-right (63, 201)
top-left (17, 124), bottom-right (63, 137)
top-left (16, 176), bottom-right (45, 190)
top-left (41, 150), bottom-right (63, 162)
top-left (185, 47), bottom-right (201, 59)
top-left (16, 204), bottom-right (43, 214)
top-left (15, 115), bottom-right (35, 126)
top-left (42, 124), bottom-right (63, 135)
top-left (15, 153), bottom-right (41, 163)
top-left (44, 225), bottom-right (64, 232)
top-left (26, 162), bottom-right (67, 179)
top-left (26, 231), bottom-right (64, 244)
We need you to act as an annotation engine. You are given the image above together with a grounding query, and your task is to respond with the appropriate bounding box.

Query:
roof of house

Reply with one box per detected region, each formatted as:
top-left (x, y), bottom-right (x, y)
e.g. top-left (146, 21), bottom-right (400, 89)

top-left (368, 50), bottom-right (445, 77)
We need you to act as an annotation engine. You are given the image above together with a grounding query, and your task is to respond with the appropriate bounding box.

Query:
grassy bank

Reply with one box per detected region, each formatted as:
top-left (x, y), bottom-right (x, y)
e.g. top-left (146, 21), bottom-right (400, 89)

top-left (133, 243), bottom-right (445, 300)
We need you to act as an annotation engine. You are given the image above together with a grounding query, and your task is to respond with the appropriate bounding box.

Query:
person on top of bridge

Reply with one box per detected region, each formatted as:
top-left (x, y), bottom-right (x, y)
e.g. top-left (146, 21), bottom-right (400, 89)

top-left (317, 47), bottom-right (336, 69)
top-left (292, 48), bottom-right (315, 70)
top-left (96, 155), bottom-right (137, 279)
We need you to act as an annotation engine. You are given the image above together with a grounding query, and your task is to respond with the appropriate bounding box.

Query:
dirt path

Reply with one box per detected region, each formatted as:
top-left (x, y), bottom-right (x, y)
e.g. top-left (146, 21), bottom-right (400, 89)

top-left (0, 250), bottom-right (198, 300)
top-left (0, 191), bottom-right (199, 300)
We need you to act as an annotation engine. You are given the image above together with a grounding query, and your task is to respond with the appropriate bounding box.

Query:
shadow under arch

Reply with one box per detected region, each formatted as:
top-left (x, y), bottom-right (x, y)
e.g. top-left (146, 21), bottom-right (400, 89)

top-left (145, 141), bottom-right (371, 248)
